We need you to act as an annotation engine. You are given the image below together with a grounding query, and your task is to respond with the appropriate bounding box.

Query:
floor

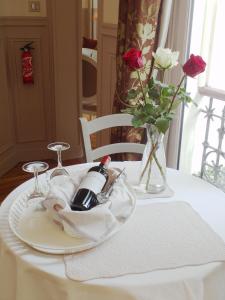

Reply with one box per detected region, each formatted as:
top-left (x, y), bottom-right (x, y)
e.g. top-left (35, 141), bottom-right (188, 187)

top-left (0, 158), bottom-right (85, 204)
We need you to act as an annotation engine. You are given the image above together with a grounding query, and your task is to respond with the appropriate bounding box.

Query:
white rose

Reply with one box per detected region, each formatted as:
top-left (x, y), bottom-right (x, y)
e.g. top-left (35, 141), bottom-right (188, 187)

top-left (152, 47), bottom-right (179, 69)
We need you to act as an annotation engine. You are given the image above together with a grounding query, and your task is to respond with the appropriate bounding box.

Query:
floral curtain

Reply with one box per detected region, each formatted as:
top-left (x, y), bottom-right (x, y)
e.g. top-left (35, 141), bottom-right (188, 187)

top-left (111, 0), bottom-right (163, 160)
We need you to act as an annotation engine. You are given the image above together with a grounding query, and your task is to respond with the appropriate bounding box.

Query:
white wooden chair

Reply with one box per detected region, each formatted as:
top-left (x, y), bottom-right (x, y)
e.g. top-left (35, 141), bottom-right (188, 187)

top-left (79, 113), bottom-right (146, 162)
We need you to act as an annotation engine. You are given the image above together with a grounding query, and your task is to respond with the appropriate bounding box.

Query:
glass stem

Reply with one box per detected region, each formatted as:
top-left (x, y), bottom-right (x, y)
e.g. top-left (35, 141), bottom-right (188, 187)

top-left (57, 149), bottom-right (63, 168)
top-left (34, 169), bottom-right (39, 194)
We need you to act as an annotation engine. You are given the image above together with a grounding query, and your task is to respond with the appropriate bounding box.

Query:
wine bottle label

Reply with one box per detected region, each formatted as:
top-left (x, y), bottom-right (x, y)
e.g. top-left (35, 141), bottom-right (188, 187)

top-left (78, 171), bottom-right (106, 194)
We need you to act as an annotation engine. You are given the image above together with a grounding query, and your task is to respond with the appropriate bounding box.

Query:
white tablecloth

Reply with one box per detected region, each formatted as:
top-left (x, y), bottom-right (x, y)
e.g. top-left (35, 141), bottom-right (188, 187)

top-left (1, 161), bottom-right (225, 300)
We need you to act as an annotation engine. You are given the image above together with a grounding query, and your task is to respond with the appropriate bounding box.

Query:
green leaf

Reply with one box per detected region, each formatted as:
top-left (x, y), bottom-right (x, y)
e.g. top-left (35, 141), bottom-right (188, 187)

top-left (171, 100), bottom-right (182, 111)
top-left (155, 117), bottom-right (170, 134)
top-left (148, 88), bottom-right (160, 101)
top-left (132, 117), bottom-right (145, 128)
top-left (145, 96), bottom-right (152, 104)
top-left (145, 103), bottom-right (154, 114)
top-left (127, 89), bottom-right (139, 99)
top-left (121, 107), bottom-right (135, 114)
top-left (147, 77), bottom-right (155, 89)
top-left (161, 85), bottom-right (175, 97)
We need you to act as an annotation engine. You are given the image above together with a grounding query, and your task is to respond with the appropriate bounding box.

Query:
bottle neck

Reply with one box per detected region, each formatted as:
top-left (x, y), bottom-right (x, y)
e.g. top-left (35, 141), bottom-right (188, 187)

top-left (99, 161), bottom-right (109, 169)
top-left (99, 156), bottom-right (111, 169)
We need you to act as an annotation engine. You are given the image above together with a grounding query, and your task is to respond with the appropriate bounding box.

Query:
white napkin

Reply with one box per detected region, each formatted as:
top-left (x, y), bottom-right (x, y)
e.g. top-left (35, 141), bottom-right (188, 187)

top-left (43, 171), bottom-right (136, 241)
top-left (65, 202), bottom-right (225, 281)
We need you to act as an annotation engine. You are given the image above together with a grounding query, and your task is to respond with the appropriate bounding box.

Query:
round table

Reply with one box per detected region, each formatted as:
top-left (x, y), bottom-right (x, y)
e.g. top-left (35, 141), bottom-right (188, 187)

top-left (1, 161), bottom-right (225, 300)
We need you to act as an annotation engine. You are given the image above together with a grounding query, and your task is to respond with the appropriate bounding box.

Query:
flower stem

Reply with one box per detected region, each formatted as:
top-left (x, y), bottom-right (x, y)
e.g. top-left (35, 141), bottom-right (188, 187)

top-left (140, 142), bottom-right (158, 180)
top-left (140, 130), bottom-right (166, 189)
top-left (153, 152), bottom-right (166, 180)
top-left (137, 70), bottom-right (147, 103)
top-left (149, 133), bottom-right (166, 181)
top-left (146, 157), bottom-right (153, 188)
top-left (168, 74), bottom-right (186, 113)
top-left (161, 69), bottom-right (165, 83)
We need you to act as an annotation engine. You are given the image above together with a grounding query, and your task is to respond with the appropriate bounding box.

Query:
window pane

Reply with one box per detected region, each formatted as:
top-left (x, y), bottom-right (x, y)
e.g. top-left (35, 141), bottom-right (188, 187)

top-left (207, 0), bottom-right (225, 90)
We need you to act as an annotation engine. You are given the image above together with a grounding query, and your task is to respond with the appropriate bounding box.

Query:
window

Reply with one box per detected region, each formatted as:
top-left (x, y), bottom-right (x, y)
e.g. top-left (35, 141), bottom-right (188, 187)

top-left (180, 0), bottom-right (225, 191)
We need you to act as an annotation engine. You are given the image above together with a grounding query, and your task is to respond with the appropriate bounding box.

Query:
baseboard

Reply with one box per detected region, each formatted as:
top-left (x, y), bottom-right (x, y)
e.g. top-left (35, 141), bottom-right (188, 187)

top-left (0, 143), bottom-right (84, 177)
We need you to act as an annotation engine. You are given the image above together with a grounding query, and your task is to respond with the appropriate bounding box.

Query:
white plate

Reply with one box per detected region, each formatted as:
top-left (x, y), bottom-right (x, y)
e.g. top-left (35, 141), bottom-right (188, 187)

top-left (8, 180), bottom-right (136, 254)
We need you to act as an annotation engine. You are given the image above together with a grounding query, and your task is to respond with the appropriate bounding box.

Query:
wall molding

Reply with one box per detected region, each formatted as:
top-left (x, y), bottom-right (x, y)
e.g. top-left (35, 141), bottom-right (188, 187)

top-left (101, 23), bottom-right (117, 36)
top-left (0, 17), bottom-right (48, 27)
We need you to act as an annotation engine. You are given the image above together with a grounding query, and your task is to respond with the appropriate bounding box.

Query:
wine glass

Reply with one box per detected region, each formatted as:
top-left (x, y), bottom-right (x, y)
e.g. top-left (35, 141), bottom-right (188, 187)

top-left (22, 161), bottom-right (49, 202)
top-left (47, 142), bottom-right (70, 179)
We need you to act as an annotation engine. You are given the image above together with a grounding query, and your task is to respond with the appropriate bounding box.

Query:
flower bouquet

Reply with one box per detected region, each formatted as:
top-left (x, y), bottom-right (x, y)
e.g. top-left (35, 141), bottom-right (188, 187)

top-left (121, 47), bottom-right (206, 193)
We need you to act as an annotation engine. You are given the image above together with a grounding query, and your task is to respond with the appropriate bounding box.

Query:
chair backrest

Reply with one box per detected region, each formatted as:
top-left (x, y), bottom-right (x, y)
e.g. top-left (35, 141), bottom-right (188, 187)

top-left (79, 114), bottom-right (146, 162)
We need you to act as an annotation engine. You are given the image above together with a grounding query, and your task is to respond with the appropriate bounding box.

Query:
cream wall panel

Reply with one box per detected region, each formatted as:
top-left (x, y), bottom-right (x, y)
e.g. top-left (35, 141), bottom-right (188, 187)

top-left (4, 19), bottom-right (55, 145)
top-left (0, 37), bottom-right (14, 153)
top-left (97, 0), bottom-right (118, 147)
top-left (97, 0), bottom-right (118, 117)
top-left (103, 0), bottom-right (119, 24)
top-left (0, 17), bottom-right (55, 175)
top-left (82, 0), bottom-right (89, 9)
top-left (100, 33), bottom-right (117, 115)
top-left (0, 0), bottom-right (46, 17)
top-left (82, 8), bottom-right (90, 38)
top-left (49, 0), bottom-right (82, 159)
top-left (97, 24), bottom-right (117, 146)
top-left (0, 35), bottom-right (17, 175)
top-left (8, 38), bottom-right (46, 143)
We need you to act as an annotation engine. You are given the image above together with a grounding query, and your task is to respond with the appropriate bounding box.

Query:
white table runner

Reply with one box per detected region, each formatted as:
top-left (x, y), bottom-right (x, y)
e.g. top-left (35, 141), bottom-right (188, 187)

top-left (65, 202), bottom-right (225, 281)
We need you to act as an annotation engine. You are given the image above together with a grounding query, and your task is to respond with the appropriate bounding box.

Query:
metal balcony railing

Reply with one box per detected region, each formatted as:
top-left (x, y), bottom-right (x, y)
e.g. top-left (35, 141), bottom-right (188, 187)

top-left (198, 86), bottom-right (225, 192)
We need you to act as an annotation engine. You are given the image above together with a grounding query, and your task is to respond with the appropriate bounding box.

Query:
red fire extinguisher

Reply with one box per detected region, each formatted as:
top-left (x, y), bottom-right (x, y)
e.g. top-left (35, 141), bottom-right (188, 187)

top-left (20, 42), bottom-right (34, 84)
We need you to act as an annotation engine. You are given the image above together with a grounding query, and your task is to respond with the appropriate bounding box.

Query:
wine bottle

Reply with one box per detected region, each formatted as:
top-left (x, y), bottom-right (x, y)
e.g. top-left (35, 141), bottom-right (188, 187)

top-left (70, 156), bottom-right (111, 211)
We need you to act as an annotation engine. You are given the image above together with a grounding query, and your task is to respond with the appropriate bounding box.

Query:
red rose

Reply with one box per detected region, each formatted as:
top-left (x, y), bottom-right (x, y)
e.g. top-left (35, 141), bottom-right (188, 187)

top-left (183, 54), bottom-right (206, 78)
top-left (123, 48), bottom-right (144, 69)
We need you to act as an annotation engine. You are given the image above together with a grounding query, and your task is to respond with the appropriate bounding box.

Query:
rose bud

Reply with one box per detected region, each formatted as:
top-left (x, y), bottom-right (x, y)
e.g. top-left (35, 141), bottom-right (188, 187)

top-left (183, 54), bottom-right (206, 78)
top-left (153, 47), bottom-right (179, 69)
top-left (123, 48), bottom-right (144, 70)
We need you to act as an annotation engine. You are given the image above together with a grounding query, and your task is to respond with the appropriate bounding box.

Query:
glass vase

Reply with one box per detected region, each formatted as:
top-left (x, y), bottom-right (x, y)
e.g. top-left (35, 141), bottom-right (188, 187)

top-left (139, 124), bottom-right (167, 193)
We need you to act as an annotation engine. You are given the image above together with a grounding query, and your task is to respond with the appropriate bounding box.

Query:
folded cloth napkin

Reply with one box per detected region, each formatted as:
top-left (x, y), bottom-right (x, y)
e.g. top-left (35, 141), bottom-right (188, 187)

top-left (43, 170), bottom-right (136, 242)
